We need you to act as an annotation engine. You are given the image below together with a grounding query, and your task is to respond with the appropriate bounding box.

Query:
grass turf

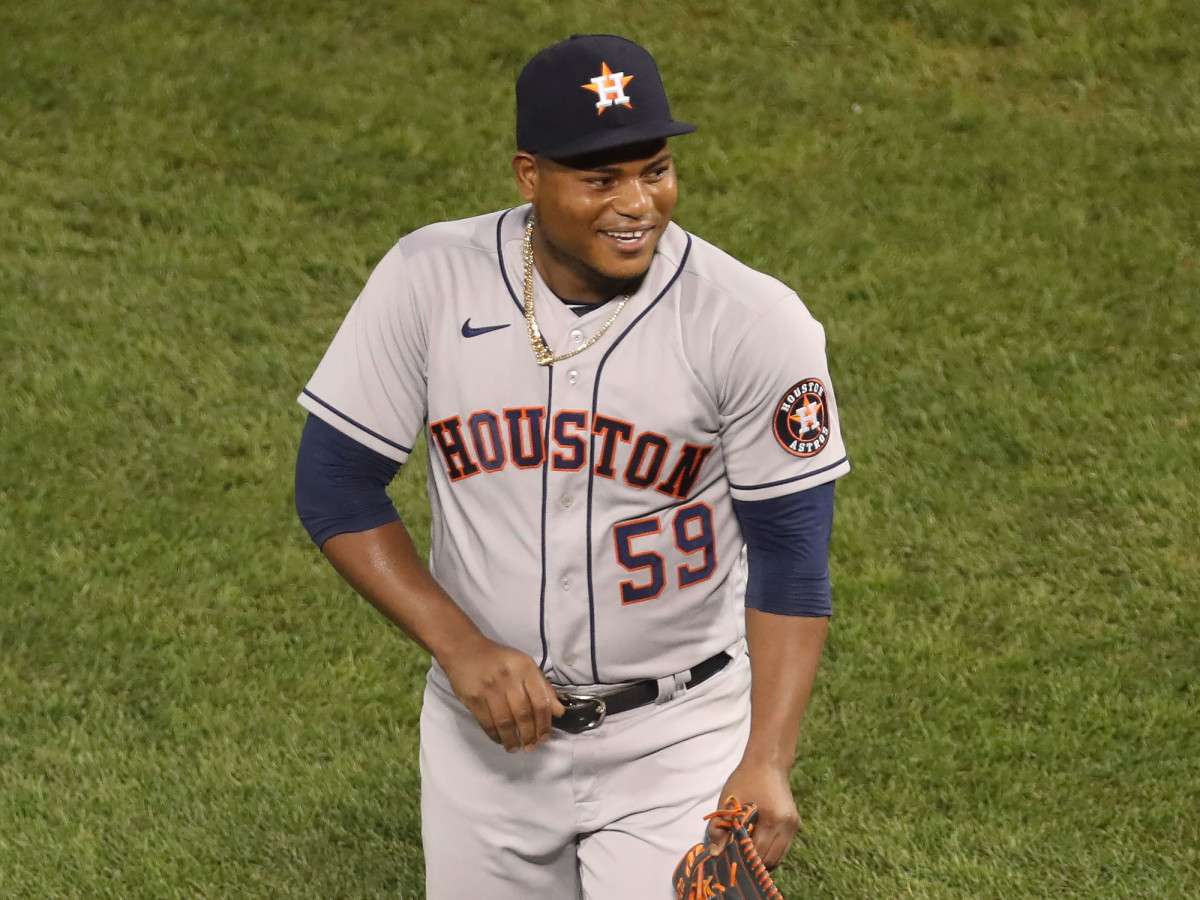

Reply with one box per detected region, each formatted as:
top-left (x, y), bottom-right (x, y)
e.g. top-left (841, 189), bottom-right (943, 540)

top-left (1, 1), bottom-right (1197, 897)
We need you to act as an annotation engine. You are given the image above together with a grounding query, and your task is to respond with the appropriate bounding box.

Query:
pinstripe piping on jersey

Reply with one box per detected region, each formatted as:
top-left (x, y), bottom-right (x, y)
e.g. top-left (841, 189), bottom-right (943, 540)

top-left (535, 370), bottom-right (554, 671)
top-left (727, 454), bottom-right (849, 492)
top-left (584, 235), bottom-right (693, 683)
top-left (495, 208), bottom-right (526, 315)
top-left (301, 389), bottom-right (414, 455)
top-left (499, 205), bottom-right (553, 671)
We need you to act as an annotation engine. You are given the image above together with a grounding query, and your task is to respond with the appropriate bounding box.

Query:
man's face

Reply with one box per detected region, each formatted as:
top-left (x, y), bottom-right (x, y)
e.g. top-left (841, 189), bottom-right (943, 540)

top-left (513, 139), bottom-right (678, 303)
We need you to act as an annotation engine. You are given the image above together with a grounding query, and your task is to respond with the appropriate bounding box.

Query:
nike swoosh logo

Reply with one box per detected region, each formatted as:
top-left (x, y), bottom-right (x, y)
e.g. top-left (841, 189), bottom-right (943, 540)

top-left (461, 319), bottom-right (512, 339)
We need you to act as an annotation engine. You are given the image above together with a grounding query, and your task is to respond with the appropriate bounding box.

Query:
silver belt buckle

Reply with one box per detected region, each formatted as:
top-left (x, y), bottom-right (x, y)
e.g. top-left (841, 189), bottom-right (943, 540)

top-left (556, 691), bottom-right (608, 732)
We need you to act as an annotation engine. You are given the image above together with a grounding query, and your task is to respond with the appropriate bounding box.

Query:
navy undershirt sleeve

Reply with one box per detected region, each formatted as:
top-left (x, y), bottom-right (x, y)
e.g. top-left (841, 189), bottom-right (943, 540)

top-left (732, 480), bottom-right (836, 617)
top-left (295, 413), bottom-right (402, 548)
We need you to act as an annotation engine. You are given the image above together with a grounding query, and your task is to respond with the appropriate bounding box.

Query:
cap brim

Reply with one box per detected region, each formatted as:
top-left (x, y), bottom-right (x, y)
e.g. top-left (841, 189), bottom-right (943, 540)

top-left (535, 120), bottom-right (697, 161)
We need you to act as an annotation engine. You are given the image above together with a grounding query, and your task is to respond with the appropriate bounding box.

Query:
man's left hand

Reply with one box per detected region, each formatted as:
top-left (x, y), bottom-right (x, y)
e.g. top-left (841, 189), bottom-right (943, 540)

top-left (708, 762), bottom-right (800, 869)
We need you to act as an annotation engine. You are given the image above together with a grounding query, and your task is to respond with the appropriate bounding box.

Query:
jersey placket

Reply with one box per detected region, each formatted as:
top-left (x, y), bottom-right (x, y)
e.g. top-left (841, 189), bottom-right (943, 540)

top-left (539, 318), bottom-right (604, 686)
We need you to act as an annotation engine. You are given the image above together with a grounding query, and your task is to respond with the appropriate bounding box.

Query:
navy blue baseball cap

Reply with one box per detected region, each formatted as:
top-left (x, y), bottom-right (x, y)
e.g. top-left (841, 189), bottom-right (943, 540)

top-left (516, 34), bottom-right (697, 160)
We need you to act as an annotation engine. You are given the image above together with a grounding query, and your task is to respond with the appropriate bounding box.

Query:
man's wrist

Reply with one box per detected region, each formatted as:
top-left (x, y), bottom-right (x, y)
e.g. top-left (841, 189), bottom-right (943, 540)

top-left (738, 741), bottom-right (796, 772)
top-left (427, 621), bottom-right (493, 670)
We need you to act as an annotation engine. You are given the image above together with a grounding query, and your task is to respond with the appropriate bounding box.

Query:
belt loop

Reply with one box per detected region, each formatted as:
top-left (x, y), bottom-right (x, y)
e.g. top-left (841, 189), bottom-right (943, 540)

top-left (654, 668), bottom-right (693, 705)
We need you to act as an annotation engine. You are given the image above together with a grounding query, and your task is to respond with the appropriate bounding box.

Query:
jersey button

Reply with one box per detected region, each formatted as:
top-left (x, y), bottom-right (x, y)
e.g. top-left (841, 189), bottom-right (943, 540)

top-left (561, 495), bottom-right (574, 508)
top-left (560, 577), bottom-right (572, 591)
top-left (563, 653), bottom-right (577, 666)
top-left (570, 329), bottom-right (584, 344)
top-left (567, 370), bottom-right (579, 384)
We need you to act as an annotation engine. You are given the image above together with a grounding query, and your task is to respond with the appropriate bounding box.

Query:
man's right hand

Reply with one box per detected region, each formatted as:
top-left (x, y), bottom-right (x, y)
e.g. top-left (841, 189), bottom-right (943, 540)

top-left (319, 524), bottom-right (565, 752)
top-left (439, 635), bottom-right (566, 752)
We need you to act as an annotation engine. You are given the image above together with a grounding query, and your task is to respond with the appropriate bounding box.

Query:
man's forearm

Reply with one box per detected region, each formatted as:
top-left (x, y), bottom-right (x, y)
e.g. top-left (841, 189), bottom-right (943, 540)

top-left (322, 520), bottom-right (486, 664)
top-left (742, 609), bottom-right (829, 767)
top-left (320, 520), bottom-right (565, 752)
top-left (711, 610), bottom-right (829, 867)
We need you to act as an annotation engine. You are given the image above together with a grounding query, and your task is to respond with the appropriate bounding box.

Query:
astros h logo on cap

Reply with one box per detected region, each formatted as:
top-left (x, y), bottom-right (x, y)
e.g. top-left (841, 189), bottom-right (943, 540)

top-left (515, 34), bottom-right (696, 160)
top-left (583, 62), bottom-right (634, 113)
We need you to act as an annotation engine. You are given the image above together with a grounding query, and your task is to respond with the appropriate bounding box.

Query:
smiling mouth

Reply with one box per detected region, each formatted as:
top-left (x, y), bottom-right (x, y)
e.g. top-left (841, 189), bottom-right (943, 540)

top-left (601, 228), bottom-right (652, 249)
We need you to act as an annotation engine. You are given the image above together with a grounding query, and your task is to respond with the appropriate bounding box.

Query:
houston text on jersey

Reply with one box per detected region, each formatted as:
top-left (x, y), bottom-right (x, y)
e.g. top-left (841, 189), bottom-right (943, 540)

top-left (428, 407), bottom-right (713, 500)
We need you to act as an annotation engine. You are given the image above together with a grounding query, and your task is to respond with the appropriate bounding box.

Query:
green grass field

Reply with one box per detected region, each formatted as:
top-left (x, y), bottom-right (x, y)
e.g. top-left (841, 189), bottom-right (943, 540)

top-left (2, 1), bottom-right (1198, 897)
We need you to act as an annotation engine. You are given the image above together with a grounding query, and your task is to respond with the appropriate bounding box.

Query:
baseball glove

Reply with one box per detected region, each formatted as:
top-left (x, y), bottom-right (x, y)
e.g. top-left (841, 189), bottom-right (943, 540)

top-left (672, 798), bottom-right (784, 900)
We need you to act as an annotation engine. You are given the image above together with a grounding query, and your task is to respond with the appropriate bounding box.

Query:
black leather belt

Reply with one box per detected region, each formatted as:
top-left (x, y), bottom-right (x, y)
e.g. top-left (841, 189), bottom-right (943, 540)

top-left (551, 651), bottom-right (732, 734)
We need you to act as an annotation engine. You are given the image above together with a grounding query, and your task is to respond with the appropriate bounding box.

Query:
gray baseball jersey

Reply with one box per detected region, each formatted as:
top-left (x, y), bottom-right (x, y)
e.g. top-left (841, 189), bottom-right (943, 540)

top-left (299, 204), bottom-right (849, 687)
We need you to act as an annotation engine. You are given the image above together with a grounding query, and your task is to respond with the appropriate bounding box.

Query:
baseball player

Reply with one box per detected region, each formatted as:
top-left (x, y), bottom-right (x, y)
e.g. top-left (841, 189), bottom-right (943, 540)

top-left (294, 34), bottom-right (849, 899)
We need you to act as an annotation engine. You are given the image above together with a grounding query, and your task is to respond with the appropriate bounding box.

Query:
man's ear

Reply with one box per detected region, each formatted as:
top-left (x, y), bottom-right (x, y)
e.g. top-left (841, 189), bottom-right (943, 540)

top-left (512, 152), bottom-right (539, 203)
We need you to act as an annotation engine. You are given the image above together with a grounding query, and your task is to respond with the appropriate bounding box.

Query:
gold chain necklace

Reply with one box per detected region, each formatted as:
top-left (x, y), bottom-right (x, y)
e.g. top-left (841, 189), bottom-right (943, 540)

top-left (523, 217), bottom-right (630, 367)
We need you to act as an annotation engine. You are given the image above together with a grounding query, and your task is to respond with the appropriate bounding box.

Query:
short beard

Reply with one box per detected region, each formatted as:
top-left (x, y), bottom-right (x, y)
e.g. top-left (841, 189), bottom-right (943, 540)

top-left (534, 227), bottom-right (650, 305)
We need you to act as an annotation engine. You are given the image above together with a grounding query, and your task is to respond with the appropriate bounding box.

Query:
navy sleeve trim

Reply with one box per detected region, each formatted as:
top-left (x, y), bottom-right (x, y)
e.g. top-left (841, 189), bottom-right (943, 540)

top-left (733, 481), bottom-right (835, 617)
top-left (728, 455), bottom-right (848, 493)
top-left (295, 413), bottom-right (403, 548)
top-left (301, 390), bottom-right (414, 455)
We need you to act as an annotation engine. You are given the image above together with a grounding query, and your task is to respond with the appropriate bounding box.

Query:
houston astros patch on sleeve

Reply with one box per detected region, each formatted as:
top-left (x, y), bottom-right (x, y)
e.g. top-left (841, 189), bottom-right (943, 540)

top-left (772, 378), bottom-right (831, 457)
